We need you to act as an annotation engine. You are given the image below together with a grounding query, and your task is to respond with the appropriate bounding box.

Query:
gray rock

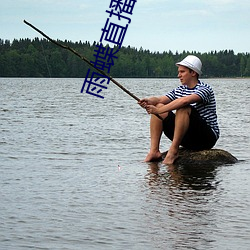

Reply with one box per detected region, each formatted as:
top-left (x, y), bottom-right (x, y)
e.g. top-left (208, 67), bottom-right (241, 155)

top-left (161, 148), bottom-right (238, 166)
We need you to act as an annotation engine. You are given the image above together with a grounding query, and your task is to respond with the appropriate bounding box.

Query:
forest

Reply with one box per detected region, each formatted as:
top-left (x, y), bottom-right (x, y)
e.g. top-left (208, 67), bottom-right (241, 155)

top-left (0, 38), bottom-right (250, 78)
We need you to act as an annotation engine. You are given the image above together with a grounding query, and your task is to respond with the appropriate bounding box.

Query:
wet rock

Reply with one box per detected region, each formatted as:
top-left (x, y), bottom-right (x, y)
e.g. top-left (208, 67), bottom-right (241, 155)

top-left (162, 148), bottom-right (238, 166)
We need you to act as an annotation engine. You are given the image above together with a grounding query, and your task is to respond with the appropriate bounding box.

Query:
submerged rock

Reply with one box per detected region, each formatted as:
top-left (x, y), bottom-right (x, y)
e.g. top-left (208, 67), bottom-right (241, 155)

top-left (161, 148), bottom-right (238, 166)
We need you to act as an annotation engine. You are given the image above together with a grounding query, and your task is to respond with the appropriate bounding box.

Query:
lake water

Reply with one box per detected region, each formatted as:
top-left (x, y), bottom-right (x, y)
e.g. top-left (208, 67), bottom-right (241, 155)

top-left (1, 78), bottom-right (250, 250)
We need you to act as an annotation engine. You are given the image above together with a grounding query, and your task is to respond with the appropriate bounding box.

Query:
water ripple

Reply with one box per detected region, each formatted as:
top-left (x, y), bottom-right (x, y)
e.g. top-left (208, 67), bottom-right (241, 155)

top-left (0, 78), bottom-right (250, 249)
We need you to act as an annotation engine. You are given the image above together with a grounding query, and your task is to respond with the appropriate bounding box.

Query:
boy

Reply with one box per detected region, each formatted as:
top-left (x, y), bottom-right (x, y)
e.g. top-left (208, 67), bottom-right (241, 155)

top-left (139, 55), bottom-right (219, 164)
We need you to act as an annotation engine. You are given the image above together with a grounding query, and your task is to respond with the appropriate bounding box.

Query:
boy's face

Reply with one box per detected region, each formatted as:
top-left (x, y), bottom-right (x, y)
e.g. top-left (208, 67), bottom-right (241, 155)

top-left (177, 66), bottom-right (197, 85)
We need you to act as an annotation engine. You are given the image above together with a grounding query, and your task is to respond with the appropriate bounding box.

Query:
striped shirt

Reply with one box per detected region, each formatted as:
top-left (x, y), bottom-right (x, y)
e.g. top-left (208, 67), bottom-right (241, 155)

top-left (166, 80), bottom-right (220, 139)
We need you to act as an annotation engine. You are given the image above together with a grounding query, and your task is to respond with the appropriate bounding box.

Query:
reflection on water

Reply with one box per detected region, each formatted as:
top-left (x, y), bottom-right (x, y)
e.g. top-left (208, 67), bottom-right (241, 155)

top-left (147, 162), bottom-right (219, 191)
top-left (144, 162), bottom-right (221, 249)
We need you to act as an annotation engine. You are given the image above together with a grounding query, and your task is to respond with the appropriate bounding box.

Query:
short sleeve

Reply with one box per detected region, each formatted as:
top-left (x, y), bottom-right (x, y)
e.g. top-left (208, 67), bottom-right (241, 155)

top-left (166, 86), bottom-right (183, 101)
top-left (195, 86), bottom-right (212, 104)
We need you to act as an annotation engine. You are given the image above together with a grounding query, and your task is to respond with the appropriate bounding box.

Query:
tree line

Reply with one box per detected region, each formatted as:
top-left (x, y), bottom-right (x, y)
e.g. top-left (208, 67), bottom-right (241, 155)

top-left (0, 38), bottom-right (250, 78)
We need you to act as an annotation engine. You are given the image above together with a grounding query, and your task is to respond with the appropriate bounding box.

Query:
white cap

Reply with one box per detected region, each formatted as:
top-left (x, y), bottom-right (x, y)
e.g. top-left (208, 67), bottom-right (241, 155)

top-left (176, 55), bottom-right (202, 75)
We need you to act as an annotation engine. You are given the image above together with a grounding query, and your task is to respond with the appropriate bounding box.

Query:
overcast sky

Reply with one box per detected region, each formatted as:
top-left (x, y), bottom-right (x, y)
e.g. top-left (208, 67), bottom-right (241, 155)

top-left (1, 0), bottom-right (249, 53)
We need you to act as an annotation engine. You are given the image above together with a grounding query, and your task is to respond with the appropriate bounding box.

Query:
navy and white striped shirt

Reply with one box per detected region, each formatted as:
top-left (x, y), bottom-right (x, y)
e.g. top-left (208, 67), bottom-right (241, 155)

top-left (166, 80), bottom-right (220, 139)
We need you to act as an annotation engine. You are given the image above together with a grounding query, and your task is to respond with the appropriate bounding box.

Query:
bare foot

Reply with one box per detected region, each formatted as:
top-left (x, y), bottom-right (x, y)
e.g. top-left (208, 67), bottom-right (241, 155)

top-left (144, 151), bottom-right (162, 162)
top-left (163, 150), bottom-right (179, 165)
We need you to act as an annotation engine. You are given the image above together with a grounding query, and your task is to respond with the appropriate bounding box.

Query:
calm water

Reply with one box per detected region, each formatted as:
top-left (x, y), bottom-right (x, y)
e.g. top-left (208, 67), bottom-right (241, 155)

top-left (1, 78), bottom-right (250, 250)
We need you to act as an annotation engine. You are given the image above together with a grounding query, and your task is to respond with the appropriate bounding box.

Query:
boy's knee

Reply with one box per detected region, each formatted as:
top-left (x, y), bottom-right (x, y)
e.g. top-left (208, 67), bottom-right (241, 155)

top-left (155, 103), bottom-right (165, 108)
top-left (176, 106), bottom-right (192, 116)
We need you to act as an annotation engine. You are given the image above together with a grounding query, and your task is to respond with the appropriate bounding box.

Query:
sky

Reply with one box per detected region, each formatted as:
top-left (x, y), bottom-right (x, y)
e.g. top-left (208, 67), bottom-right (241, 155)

top-left (1, 0), bottom-right (250, 53)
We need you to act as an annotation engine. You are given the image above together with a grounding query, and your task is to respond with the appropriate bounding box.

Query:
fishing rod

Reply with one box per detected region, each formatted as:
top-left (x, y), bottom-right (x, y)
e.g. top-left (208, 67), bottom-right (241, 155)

top-left (23, 20), bottom-right (163, 120)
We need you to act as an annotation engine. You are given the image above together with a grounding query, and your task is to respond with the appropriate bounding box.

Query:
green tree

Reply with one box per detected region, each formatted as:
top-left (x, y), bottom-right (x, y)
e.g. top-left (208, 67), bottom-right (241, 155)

top-left (244, 56), bottom-right (250, 76)
top-left (0, 38), bottom-right (249, 78)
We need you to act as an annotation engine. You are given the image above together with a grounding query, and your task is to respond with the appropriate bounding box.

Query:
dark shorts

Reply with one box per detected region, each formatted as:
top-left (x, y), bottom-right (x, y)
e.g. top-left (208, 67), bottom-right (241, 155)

top-left (163, 107), bottom-right (217, 150)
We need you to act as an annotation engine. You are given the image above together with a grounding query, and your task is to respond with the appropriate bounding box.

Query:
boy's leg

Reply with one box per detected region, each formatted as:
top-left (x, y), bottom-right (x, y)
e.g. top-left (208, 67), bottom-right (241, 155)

top-left (163, 106), bottom-right (191, 164)
top-left (144, 104), bottom-right (169, 162)
top-left (180, 107), bottom-right (217, 150)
